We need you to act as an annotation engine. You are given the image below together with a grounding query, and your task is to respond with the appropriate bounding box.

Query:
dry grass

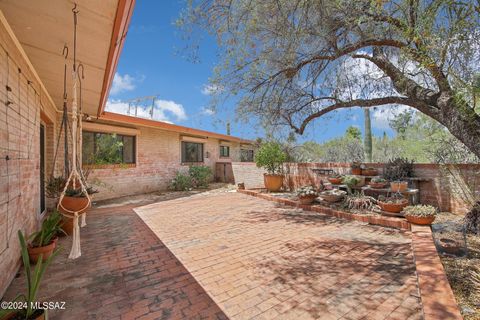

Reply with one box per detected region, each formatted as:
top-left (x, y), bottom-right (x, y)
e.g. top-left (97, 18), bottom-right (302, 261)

top-left (435, 212), bottom-right (480, 320)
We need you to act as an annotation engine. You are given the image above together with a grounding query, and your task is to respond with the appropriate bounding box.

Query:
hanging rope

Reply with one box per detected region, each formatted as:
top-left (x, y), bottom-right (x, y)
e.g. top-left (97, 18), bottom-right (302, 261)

top-left (57, 3), bottom-right (90, 259)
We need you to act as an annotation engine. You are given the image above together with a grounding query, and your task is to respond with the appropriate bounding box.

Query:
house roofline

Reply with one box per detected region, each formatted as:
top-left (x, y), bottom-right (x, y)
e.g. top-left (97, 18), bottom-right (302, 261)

top-left (97, 0), bottom-right (136, 117)
top-left (100, 111), bottom-right (254, 144)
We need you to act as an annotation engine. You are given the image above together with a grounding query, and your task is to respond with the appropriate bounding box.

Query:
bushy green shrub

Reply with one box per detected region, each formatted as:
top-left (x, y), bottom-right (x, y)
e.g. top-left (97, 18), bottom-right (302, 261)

top-left (189, 165), bottom-right (212, 188)
top-left (169, 171), bottom-right (193, 191)
top-left (254, 142), bottom-right (287, 174)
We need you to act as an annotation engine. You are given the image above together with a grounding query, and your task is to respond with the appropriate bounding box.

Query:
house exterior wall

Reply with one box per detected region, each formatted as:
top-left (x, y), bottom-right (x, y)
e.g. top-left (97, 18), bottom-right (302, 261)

top-left (0, 15), bottom-right (59, 297)
top-left (84, 124), bottom-right (244, 201)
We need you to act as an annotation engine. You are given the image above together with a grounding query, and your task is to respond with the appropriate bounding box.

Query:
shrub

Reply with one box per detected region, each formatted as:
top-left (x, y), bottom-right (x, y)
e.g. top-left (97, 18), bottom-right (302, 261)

top-left (254, 142), bottom-right (287, 174)
top-left (189, 165), bottom-right (212, 188)
top-left (383, 158), bottom-right (414, 181)
top-left (169, 171), bottom-right (193, 191)
top-left (341, 175), bottom-right (360, 193)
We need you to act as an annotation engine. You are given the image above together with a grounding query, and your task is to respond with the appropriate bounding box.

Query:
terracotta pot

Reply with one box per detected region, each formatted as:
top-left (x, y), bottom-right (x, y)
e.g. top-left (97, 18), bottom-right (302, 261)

top-left (362, 169), bottom-right (378, 176)
top-left (390, 182), bottom-right (408, 192)
top-left (27, 238), bottom-right (57, 263)
top-left (61, 216), bottom-right (74, 236)
top-left (369, 182), bottom-right (387, 189)
top-left (59, 196), bottom-right (90, 214)
top-left (328, 177), bottom-right (343, 185)
top-left (298, 195), bottom-right (317, 205)
top-left (378, 200), bottom-right (409, 213)
top-left (263, 174), bottom-right (284, 192)
top-left (406, 215), bottom-right (435, 225)
top-left (437, 238), bottom-right (462, 255)
top-left (351, 168), bottom-right (362, 175)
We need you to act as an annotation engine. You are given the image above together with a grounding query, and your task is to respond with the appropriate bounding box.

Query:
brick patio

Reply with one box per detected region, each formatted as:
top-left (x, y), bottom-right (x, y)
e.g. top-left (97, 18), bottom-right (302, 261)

top-left (136, 192), bottom-right (423, 320)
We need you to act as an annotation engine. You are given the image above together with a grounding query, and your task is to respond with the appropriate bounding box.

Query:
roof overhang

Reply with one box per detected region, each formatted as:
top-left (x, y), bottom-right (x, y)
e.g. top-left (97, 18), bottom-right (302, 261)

top-left (0, 0), bottom-right (135, 117)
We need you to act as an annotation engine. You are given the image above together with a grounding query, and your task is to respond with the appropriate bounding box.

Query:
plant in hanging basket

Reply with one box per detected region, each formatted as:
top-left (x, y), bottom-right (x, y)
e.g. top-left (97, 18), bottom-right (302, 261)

top-left (27, 210), bottom-right (64, 262)
top-left (295, 185), bottom-right (318, 204)
top-left (59, 187), bottom-right (91, 214)
top-left (369, 177), bottom-right (388, 189)
top-left (351, 162), bottom-right (362, 175)
top-left (403, 205), bottom-right (437, 225)
top-left (327, 174), bottom-right (343, 185)
top-left (0, 231), bottom-right (59, 320)
top-left (45, 176), bottom-right (67, 199)
top-left (390, 180), bottom-right (408, 192)
top-left (378, 194), bottom-right (409, 213)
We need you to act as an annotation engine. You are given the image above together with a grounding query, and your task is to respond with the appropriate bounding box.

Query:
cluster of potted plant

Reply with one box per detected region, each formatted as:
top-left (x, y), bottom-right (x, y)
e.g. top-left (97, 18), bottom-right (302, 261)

top-left (377, 194), bottom-right (409, 213)
top-left (369, 177), bottom-right (388, 189)
top-left (254, 142), bottom-right (287, 192)
top-left (27, 210), bottom-right (64, 263)
top-left (296, 186), bottom-right (319, 204)
top-left (403, 205), bottom-right (437, 225)
top-left (319, 189), bottom-right (347, 202)
top-left (0, 231), bottom-right (59, 320)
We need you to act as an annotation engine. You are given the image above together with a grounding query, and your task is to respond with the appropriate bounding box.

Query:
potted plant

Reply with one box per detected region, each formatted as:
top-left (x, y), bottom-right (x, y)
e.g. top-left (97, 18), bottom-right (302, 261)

top-left (362, 167), bottom-right (378, 176)
top-left (378, 194), bottom-right (409, 213)
top-left (351, 162), bottom-right (362, 175)
top-left (341, 175), bottom-right (362, 193)
top-left (254, 142), bottom-right (287, 192)
top-left (0, 231), bottom-right (59, 320)
top-left (296, 186), bottom-right (318, 204)
top-left (403, 205), bottom-right (437, 225)
top-left (327, 174), bottom-right (343, 185)
top-left (344, 192), bottom-right (376, 211)
top-left (369, 177), bottom-right (388, 189)
top-left (390, 180), bottom-right (409, 192)
top-left (27, 210), bottom-right (64, 263)
top-left (319, 189), bottom-right (347, 202)
top-left (59, 187), bottom-right (93, 235)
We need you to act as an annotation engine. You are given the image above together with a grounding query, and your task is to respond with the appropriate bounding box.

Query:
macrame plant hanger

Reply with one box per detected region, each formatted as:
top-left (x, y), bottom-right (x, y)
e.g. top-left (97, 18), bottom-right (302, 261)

top-left (57, 3), bottom-right (90, 259)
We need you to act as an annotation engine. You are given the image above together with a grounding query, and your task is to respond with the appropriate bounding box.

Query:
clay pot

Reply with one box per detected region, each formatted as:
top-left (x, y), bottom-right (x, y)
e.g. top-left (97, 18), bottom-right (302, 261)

top-left (351, 168), bottom-right (362, 175)
top-left (59, 196), bottom-right (90, 214)
top-left (61, 216), bottom-right (74, 236)
top-left (369, 182), bottom-right (387, 189)
top-left (298, 195), bottom-right (317, 205)
top-left (263, 174), bottom-right (284, 192)
top-left (27, 238), bottom-right (57, 263)
top-left (406, 215), bottom-right (435, 225)
top-left (378, 200), bottom-right (409, 213)
top-left (437, 238), bottom-right (462, 255)
top-left (362, 169), bottom-right (378, 176)
top-left (328, 177), bottom-right (343, 185)
top-left (390, 181), bottom-right (408, 192)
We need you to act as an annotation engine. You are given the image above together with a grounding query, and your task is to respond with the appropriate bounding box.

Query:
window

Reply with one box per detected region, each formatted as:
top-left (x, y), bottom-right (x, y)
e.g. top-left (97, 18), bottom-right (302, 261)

top-left (181, 141), bottom-right (204, 163)
top-left (220, 145), bottom-right (230, 157)
top-left (82, 131), bottom-right (135, 165)
top-left (241, 149), bottom-right (254, 162)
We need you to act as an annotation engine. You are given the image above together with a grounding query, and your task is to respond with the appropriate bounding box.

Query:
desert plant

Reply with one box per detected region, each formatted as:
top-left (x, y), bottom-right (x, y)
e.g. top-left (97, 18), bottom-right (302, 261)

top-left (29, 210), bottom-right (64, 248)
top-left (254, 142), bottom-right (287, 175)
top-left (169, 171), bottom-right (193, 191)
top-left (341, 175), bottom-right (360, 193)
top-left (295, 185), bottom-right (318, 198)
top-left (0, 231), bottom-right (59, 320)
top-left (344, 192), bottom-right (376, 211)
top-left (383, 158), bottom-right (415, 181)
top-left (45, 176), bottom-right (67, 199)
top-left (371, 177), bottom-right (387, 183)
top-left (188, 165), bottom-right (212, 188)
top-left (378, 193), bottom-right (407, 204)
top-left (351, 162), bottom-right (361, 169)
top-left (403, 205), bottom-right (437, 217)
top-left (64, 186), bottom-right (96, 198)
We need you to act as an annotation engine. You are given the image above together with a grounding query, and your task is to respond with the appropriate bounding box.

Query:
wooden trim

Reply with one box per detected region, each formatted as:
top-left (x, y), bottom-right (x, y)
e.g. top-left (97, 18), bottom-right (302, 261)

top-left (101, 111), bottom-right (253, 143)
top-left (83, 121), bottom-right (139, 136)
top-left (181, 135), bottom-right (207, 143)
top-left (97, 0), bottom-right (136, 117)
top-left (40, 110), bottom-right (53, 124)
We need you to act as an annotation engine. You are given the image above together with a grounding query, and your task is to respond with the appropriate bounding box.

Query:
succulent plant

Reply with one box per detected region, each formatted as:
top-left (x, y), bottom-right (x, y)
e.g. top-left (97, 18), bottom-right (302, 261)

top-left (351, 162), bottom-right (361, 169)
top-left (378, 193), bottom-right (407, 204)
top-left (403, 205), bottom-right (437, 217)
top-left (344, 192), bottom-right (377, 211)
top-left (296, 185), bottom-right (318, 197)
top-left (371, 176), bottom-right (387, 183)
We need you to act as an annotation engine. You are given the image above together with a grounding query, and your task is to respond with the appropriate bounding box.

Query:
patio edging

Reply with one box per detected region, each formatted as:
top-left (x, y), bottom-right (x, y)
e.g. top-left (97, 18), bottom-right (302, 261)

top-left (237, 189), bottom-right (464, 320)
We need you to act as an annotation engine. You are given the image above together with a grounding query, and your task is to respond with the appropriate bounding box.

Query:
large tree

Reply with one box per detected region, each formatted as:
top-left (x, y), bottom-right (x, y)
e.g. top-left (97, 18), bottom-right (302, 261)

top-left (180, 0), bottom-right (480, 157)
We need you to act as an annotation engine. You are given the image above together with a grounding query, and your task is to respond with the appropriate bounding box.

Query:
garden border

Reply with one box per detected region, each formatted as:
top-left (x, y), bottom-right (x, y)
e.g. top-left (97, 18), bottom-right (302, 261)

top-left (237, 188), bottom-right (463, 320)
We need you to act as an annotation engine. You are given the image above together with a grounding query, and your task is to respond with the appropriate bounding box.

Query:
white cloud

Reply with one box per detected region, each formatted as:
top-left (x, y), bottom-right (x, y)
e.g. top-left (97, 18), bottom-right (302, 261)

top-left (371, 105), bottom-right (413, 129)
top-left (105, 99), bottom-right (187, 123)
top-left (110, 73), bottom-right (136, 95)
top-left (201, 84), bottom-right (223, 95)
top-left (200, 107), bottom-right (215, 115)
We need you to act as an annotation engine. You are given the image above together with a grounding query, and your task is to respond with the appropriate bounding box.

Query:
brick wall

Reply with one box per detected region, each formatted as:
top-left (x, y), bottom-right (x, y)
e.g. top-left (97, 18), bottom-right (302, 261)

top-left (86, 126), bottom-right (244, 201)
top-left (0, 16), bottom-right (58, 296)
top-left (232, 162), bottom-right (480, 215)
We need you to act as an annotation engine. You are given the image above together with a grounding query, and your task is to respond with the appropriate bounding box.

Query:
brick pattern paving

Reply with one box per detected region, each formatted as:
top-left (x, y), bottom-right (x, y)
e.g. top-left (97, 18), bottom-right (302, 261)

top-left (3, 204), bottom-right (227, 320)
top-left (136, 192), bottom-right (423, 320)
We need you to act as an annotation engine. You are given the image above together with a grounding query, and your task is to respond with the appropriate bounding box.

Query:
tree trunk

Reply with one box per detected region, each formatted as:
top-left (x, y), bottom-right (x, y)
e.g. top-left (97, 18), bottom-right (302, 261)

top-left (364, 108), bottom-right (372, 162)
top-left (464, 201), bottom-right (480, 235)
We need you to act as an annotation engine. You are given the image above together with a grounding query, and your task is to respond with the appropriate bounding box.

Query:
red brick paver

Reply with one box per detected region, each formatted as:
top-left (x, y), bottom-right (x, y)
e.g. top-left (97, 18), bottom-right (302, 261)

top-left (136, 192), bottom-right (423, 320)
top-left (3, 204), bottom-right (227, 320)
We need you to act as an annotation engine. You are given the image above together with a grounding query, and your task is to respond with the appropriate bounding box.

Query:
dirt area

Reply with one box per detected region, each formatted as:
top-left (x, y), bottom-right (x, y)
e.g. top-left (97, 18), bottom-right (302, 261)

top-left (433, 212), bottom-right (480, 320)
top-left (93, 183), bottom-right (236, 208)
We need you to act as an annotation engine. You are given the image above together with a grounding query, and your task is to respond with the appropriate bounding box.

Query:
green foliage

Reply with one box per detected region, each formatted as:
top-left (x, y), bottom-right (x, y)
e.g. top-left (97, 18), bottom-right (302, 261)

top-left (403, 205), bottom-right (437, 217)
top-left (371, 176), bottom-right (387, 183)
top-left (0, 231), bottom-right (59, 319)
top-left (345, 126), bottom-right (361, 140)
top-left (254, 142), bottom-right (287, 174)
top-left (45, 176), bottom-right (66, 199)
top-left (29, 210), bottom-right (64, 247)
top-left (188, 165), bottom-right (212, 188)
top-left (169, 171), bottom-right (193, 191)
top-left (383, 158), bottom-right (415, 181)
top-left (295, 185), bottom-right (318, 197)
top-left (341, 175), bottom-right (360, 194)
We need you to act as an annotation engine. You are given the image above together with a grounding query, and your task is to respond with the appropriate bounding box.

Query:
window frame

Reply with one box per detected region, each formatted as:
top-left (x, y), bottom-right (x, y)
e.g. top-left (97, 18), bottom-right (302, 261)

top-left (82, 130), bottom-right (136, 166)
top-left (181, 141), bottom-right (204, 163)
top-left (240, 149), bottom-right (254, 162)
top-left (219, 145), bottom-right (230, 158)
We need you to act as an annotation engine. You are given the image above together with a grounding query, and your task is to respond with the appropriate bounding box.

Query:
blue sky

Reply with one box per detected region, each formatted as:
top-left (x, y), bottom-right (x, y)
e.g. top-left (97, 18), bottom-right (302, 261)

top-left (106, 1), bottom-right (399, 143)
